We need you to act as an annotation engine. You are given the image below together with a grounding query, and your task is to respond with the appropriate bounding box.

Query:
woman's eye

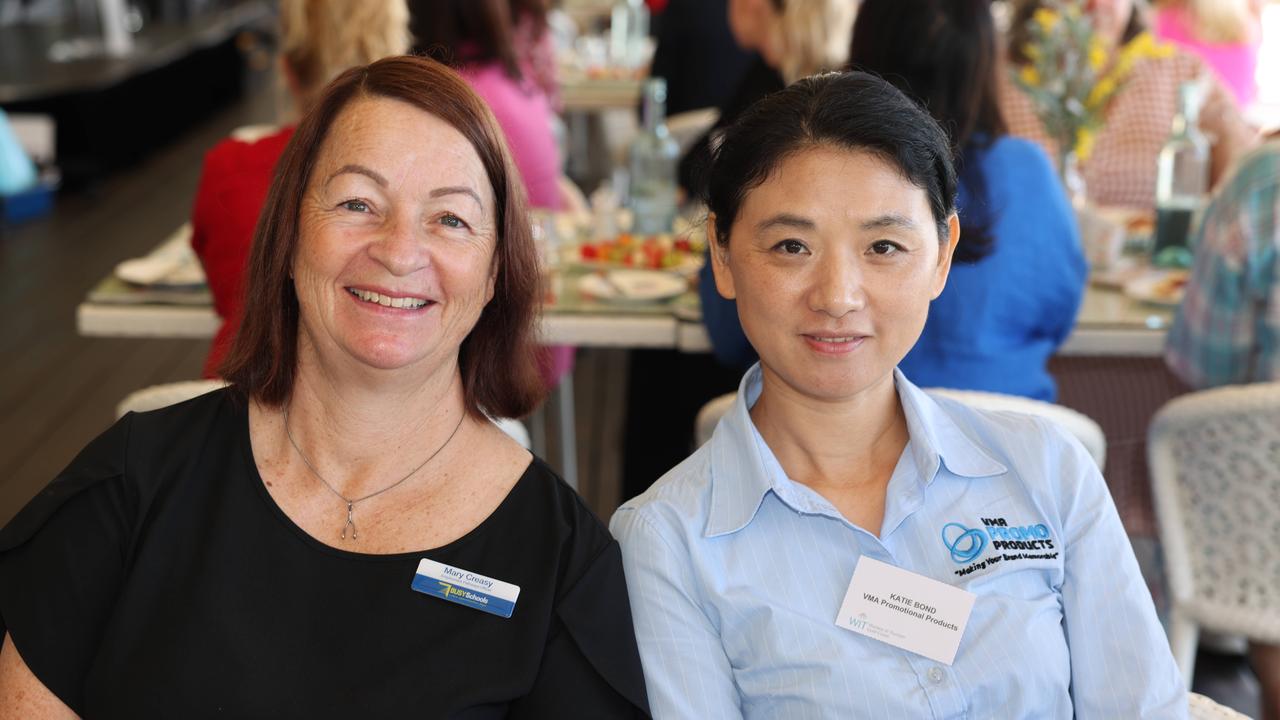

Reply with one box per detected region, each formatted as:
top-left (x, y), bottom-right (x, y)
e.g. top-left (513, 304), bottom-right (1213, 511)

top-left (870, 240), bottom-right (902, 256)
top-left (775, 239), bottom-right (808, 255)
top-left (340, 199), bottom-right (370, 213)
top-left (440, 213), bottom-right (467, 229)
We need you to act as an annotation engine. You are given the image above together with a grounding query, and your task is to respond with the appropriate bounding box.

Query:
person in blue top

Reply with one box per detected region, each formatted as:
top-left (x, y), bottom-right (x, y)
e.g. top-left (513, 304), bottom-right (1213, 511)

top-left (699, 0), bottom-right (1087, 401)
top-left (612, 69), bottom-right (1186, 717)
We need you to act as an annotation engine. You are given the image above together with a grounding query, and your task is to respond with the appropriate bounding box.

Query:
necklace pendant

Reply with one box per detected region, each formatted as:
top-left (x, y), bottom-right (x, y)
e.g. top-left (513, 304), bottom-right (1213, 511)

top-left (341, 501), bottom-right (358, 541)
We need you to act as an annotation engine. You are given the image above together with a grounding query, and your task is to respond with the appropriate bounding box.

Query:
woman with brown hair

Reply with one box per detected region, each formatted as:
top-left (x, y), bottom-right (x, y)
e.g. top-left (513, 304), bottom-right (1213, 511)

top-left (0, 56), bottom-right (648, 718)
top-left (192, 0), bottom-right (409, 379)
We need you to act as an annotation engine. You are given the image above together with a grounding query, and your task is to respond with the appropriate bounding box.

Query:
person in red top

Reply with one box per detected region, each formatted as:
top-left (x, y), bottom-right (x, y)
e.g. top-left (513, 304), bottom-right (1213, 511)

top-left (191, 0), bottom-right (408, 378)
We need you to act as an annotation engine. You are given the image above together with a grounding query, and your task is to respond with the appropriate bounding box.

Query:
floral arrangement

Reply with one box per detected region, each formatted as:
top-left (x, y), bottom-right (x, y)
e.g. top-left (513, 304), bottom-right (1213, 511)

top-left (1012, 0), bottom-right (1174, 170)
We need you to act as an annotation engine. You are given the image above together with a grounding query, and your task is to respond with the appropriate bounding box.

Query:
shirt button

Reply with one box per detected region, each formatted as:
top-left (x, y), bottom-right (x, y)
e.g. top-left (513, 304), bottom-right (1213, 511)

top-left (928, 666), bottom-right (945, 684)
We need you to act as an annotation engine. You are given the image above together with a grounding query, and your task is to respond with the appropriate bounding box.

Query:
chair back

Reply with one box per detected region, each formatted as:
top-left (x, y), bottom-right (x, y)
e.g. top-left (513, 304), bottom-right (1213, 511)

top-left (117, 380), bottom-right (228, 418)
top-left (1188, 691), bottom-right (1251, 719)
top-left (695, 392), bottom-right (737, 448)
top-left (926, 388), bottom-right (1107, 469)
top-left (1149, 383), bottom-right (1280, 647)
top-left (117, 381), bottom-right (532, 449)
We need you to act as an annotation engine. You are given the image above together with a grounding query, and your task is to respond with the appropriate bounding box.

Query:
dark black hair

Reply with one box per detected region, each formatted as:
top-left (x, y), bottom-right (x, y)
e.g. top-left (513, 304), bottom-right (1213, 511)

top-left (848, 0), bottom-right (1003, 263)
top-left (705, 71), bottom-right (957, 257)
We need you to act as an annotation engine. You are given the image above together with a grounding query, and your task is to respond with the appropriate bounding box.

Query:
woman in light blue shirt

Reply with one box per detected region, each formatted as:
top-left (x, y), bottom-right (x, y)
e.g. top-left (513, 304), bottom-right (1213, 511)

top-left (610, 70), bottom-right (1186, 718)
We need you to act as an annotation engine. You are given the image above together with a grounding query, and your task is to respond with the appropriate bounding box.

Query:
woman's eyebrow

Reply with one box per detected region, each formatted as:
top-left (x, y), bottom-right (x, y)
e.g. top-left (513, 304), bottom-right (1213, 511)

top-left (430, 185), bottom-right (484, 210)
top-left (861, 213), bottom-right (919, 231)
top-left (325, 164), bottom-right (388, 187)
top-left (756, 213), bottom-right (816, 233)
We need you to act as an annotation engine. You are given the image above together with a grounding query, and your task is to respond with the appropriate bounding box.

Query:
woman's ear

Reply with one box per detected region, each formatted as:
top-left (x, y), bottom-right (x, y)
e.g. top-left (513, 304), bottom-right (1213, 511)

top-left (931, 213), bottom-right (960, 299)
top-left (707, 214), bottom-right (737, 300)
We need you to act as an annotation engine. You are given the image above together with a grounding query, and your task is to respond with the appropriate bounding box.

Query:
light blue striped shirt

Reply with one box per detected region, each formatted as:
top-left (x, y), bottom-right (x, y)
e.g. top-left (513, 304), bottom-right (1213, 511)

top-left (611, 366), bottom-right (1186, 719)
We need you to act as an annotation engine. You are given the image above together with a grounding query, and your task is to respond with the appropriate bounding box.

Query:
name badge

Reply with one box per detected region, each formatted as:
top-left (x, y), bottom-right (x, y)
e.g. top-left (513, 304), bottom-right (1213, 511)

top-left (835, 556), bottom-right (976, 665)
top-left (410, 559), bottom-right (520, 619)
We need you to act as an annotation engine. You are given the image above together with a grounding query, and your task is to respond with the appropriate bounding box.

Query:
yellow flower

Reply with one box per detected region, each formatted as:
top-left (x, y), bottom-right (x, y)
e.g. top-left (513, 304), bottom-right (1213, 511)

top-left (1151, 40), bottom-right (1176, 59)
top-left (1019, 65), bottom-right (1041, 87)
top-left (1086, 77), bottom-right (1117, 109)
top-left (1023, 43), bottom-right (1041, 62)
top-left (1033, 7), bottom-right (1059, 33)
top-left (1087, 37), bottom-right (1107, 71)
top-left (1075, 127), bottom-right (1096, 162)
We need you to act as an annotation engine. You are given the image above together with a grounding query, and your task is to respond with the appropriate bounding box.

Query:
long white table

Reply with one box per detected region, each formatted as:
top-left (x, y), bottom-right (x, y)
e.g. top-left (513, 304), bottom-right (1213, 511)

top-left (77, 282), bottom-right (1175, 356)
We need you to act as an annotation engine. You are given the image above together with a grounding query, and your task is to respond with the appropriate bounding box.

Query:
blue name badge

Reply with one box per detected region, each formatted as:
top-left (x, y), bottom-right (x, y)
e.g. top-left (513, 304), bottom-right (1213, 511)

top-left (410, 558), bottom-right (520, 619)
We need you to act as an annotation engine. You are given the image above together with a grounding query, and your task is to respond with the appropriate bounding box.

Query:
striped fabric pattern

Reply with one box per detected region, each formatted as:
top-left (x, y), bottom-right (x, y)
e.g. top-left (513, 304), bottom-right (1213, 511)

top-left (611, 366), bottom-right (1186, 719)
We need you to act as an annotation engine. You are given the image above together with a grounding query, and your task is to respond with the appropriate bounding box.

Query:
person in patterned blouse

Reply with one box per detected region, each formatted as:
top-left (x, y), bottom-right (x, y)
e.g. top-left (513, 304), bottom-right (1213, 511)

top-left (999, 0), bottom-right (1257, 209)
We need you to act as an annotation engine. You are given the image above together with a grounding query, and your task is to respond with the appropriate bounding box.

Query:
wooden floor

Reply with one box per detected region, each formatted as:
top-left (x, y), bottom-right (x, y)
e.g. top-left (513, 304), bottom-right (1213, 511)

top-left (0, 76), bottom-right (275, 524)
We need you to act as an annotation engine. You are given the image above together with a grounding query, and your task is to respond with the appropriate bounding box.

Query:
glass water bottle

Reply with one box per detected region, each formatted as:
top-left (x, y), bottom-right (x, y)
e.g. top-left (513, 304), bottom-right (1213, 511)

top-left (628, 78), bottom-right (680, 235)
top-left (1152, 81), bottom-right (1210, 267)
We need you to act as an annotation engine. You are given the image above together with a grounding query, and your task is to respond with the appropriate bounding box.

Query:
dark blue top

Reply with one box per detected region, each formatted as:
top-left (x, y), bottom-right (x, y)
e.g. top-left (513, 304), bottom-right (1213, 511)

top-left (697, 136), bottom-right (1086, 401)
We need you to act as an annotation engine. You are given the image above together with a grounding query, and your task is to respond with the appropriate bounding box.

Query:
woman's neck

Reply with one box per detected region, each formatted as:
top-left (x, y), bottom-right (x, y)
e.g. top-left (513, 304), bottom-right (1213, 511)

top-left (278, 348), bottom-right (471, 497)
top-left (749, 369), bottom-right (909, 493)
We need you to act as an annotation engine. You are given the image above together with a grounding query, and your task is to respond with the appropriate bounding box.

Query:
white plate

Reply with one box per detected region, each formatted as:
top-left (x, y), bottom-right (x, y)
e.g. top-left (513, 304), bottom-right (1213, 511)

top-left (1123, 270), bottom-right (1189, 307)
top-left (578, 269), bottom-right (687, 303)
top-left (114, 223), bottom-right (206, 287)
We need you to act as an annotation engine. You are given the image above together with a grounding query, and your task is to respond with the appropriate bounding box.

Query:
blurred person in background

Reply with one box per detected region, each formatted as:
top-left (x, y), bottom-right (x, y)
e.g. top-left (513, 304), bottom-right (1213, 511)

top-left (648, 0), bottom-right (755, 118)
top-left (409, 0), bottom-right (575, 389)
top-left (509, 0), bottom-right (563, 113)
top-left (1164, 135), bottom-right (1280, 720)
top-left (1001, 0), bottom-right (1257, 209)
top-left (678, 0), bottom-right (857, 195)
top-left (623, 0), bottom-right (857, 503)
top-left (1153, 0), bottom-right (1263, 110)
top-left (845, 0), bottom-right (1086, 401)
top-left (192, 0), bottom-right (408, 379)
top-left (0, 56), bottom-right (648, 718)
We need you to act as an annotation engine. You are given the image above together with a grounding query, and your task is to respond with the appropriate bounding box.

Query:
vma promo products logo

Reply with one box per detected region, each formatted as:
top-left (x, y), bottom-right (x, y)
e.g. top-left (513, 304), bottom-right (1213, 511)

top-left (941, 522), bottom-right (987, 563)
top-left (940, 517), bottom-right (1058, 576)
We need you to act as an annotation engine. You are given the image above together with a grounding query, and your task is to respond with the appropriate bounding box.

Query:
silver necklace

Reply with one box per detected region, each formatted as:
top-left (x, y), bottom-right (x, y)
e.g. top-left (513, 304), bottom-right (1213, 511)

top-left (282, 406), bottom-right (465, 541)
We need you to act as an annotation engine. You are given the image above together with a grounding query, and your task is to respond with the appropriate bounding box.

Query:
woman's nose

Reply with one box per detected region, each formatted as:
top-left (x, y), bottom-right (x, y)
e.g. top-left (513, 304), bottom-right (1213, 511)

top-left (367, 212), bottom-right (429, 276)
top-left (808, 256), bottom-right (866, 317)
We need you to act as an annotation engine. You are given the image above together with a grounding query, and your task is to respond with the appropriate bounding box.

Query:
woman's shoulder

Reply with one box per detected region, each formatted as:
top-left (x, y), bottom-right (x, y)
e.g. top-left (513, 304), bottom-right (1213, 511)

top-left (514, 456), bottom-right (619, 553)
top-left (985, 134), bottom-right (1052, 163)
top-left (0, 387), bottom-right (242, 551)
top-left (203, 126), bottom-right (293, 170)
top-left (610, 444), bottom-right (716, 546)
top-left (921, 390), bottom-right (1100, 492)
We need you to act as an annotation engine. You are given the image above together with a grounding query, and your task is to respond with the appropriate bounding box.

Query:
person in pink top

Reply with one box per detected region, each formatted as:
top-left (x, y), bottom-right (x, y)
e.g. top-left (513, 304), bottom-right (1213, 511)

top-left (1154, 0), bottom-right (1262, 109)
top-left (408, 0), bottom-right (573, 388)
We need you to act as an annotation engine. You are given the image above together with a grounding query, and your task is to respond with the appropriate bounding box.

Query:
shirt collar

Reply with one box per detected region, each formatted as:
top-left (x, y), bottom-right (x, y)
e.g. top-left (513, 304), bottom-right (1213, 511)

top-left (705, 365), bottom-right (1007, 539)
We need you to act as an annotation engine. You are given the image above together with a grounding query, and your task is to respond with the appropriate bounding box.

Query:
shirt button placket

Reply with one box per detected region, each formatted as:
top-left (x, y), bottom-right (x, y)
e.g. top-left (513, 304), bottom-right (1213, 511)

top-left (928, 666), bottom-right (945, 684)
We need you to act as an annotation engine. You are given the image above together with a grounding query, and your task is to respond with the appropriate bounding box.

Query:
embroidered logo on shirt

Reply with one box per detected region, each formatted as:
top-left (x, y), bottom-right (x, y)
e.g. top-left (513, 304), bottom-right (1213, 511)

top-left (941, 523), bottom-right (987, 563)
top-left (942, 517), bottom-right (1058, 576)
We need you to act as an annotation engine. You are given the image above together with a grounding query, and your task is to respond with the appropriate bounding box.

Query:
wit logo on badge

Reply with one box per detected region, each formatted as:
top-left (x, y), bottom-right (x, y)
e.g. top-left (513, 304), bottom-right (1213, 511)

top-left (411, 559), bottom-right (520, 619)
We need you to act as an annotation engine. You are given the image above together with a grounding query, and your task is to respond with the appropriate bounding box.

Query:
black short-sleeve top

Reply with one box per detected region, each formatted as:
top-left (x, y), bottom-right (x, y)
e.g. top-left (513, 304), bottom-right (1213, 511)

top-left (0, 389), bottom-right (649, 718)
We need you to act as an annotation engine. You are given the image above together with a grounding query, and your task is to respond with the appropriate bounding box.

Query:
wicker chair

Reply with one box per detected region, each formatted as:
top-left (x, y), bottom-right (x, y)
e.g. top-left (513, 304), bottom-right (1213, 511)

top-left (695, 387), bottom-right (1107, 470)
top-left (1148, 382), bottom-right (1280, 686)
top-left (1188, 691), bottom-right (1252, 719)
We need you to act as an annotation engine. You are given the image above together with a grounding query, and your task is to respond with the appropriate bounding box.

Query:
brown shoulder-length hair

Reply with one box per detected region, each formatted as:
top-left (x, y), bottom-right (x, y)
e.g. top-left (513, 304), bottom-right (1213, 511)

top-left (221, 54), bottom-right (546, 420)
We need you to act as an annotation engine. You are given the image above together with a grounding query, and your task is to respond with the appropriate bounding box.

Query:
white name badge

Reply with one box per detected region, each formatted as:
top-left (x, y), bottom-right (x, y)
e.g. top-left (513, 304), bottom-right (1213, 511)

top-left (410, 559), bottom-right (521, 619)
top-left (835, 556), bottom-right (976, 665)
